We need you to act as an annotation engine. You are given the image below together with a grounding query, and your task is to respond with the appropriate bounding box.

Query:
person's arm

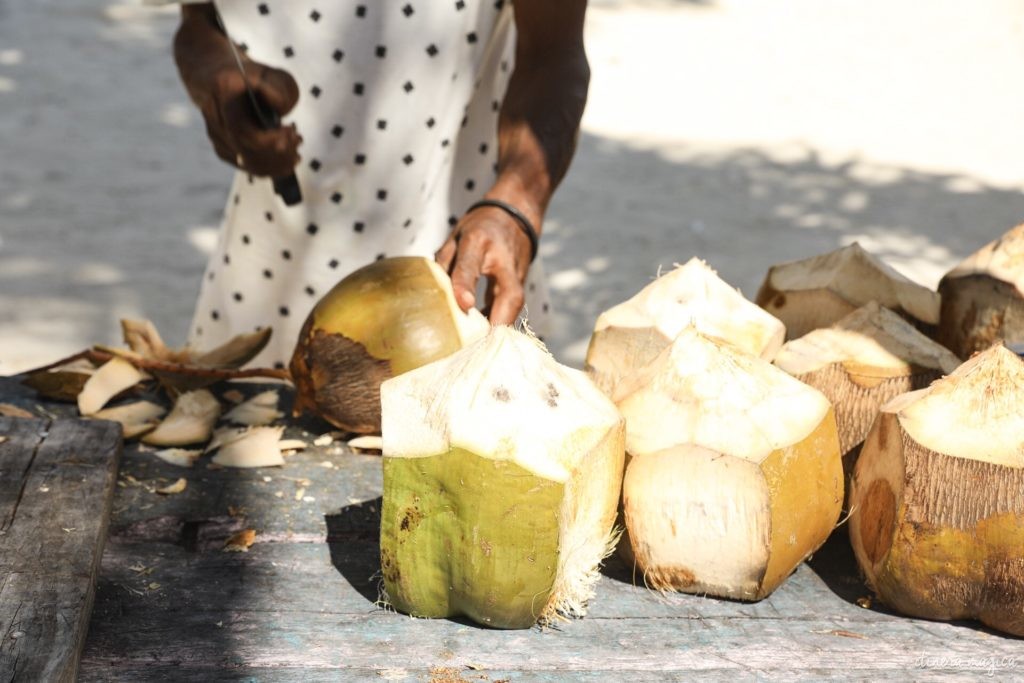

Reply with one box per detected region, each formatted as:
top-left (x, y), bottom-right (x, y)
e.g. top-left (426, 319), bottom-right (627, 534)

top-left (436, 0), bottom-right (590, 324)
top-left (174, 3), bottom-right (302, 177)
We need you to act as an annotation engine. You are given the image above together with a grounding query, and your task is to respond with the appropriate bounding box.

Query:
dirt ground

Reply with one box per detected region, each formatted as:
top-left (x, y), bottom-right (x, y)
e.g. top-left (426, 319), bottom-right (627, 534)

top-left (2, 0), bottom-right (1024, 373)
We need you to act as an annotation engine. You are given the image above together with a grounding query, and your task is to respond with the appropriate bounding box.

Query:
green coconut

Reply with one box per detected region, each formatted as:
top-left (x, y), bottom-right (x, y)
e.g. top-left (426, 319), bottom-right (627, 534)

top-left (290, 256), bottom-right (489, 434)
top-left (379, 326), bottom-right (625, 629)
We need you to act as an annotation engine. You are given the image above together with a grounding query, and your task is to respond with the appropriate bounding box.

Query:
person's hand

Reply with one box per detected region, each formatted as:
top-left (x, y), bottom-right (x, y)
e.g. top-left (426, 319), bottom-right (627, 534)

top-left (435, 206), bottom-right (534, 325)
top-left (173, 7), bottom-right (301, 177)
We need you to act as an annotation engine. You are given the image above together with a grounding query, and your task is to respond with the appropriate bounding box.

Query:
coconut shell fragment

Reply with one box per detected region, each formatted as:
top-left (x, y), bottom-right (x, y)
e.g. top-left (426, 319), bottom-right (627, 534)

top-left (142, 390), bottom-right (221, 446)
top-left (586, 257), bottom-right (785, 396)
top-left (756, 242), bottom-right (940, 340)
top-left (937, 223), bottom-right (1024, 359)
top-left (78, 358), bottom-right (148, 416)
top-left (290, 256), bottom-right (490, 434)
top-left (849, 344), bottom-right (1024, 636)
top-left (93, 401), bottom-right (167, 440)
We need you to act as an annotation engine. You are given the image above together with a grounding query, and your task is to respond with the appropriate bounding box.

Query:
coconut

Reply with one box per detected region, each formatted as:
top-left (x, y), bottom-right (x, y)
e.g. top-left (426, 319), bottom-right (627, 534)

top-left (937, 223), bottom-right (1024, 359)
top-left (756, 242), bottom-right (940, 341)
top-left (848, 344), bottom-right (1024, 636)
top-left (585, 257), bottom-right (785, 396)
top-left (379, 326), bottom-right (625, 629)
top-left (774, 302), bottom-right (960, 500)
top-left (290, 256), bottom-right (490, 434)
top-left (614, 326), bottom-right (843, 600)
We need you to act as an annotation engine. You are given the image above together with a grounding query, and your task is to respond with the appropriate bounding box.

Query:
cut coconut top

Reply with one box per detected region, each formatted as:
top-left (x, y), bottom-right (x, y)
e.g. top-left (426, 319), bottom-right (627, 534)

top-left (615, 326), bottom-right (831, 462)
top-left (885, 344), bottom-right (1024, 469)
top-left (78, 357), bottom-right (148, 416)
top-left (594, 257), bottom-right (785, 357)
top-left (381, 325), bottom-right (623, 483)
top-left (774, 302), bottom-right (961, 376)
top-left (942, 223), bottom-right (1024, 294)
top-left (763, 242), bottom-right (940, 325)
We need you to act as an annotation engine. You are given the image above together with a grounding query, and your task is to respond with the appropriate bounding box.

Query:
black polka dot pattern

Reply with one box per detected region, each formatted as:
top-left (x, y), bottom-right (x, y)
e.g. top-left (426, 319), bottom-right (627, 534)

top-left (193, 0), bottom-right (551, 368)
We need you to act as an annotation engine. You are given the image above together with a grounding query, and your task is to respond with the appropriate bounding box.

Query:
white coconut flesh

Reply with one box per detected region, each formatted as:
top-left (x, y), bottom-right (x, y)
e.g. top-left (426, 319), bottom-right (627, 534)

top-left (614, 326), bottom-right (842, 599)
top-left (381, 325), bottom-right (625, 624)
top-left (587, 257), bottom-right (785, 394)
top-left (758, 243), bottom-right (940, 338)
top-left (774, 302), bottom-right (961, 377)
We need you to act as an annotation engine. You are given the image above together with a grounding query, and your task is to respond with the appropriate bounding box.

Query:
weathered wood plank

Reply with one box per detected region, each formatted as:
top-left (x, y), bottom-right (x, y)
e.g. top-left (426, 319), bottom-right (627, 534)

top-left (79, 605), bottom-right (1023, 678)
top-left (0, 417), bottom-right (122, 682)
top-left (80, 538), bottom-right (1021, 680)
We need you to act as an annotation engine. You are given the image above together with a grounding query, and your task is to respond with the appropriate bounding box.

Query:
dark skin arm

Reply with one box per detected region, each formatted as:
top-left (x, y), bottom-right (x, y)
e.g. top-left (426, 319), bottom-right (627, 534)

top-left (436, 0), bottom-right (591, 324)
top-left (173, 4), bottom-right (302, 177)
top-left (174, 3), bottom-right (588, 325)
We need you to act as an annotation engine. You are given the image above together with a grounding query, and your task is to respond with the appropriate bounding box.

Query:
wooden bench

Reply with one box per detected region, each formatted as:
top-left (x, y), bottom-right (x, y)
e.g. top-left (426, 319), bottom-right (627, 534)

top-left (0, 416), bottom-right (121, 682)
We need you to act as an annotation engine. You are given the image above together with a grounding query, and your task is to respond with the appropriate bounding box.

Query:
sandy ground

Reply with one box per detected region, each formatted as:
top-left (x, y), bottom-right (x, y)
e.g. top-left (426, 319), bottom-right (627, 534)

top-left (2, 0), bottom-right (1024, 373)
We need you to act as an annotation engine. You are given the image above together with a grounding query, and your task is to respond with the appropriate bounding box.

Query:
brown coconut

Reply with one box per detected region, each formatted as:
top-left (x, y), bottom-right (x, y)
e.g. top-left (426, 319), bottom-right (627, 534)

top-left (774, 302), bottom-right (960, 503)
top-left (756, 242), bottom-right (940, 341)
top-left (614, 326), bottom-right (843, 600)
top-left (849, 344), bottom-right (1024, 636)
top-left (937, 223), bottom-right (1024, 359)
top-left (585, 257), bottom-right (785, 397)
top-left (290, 256), bottom-right (489, 434)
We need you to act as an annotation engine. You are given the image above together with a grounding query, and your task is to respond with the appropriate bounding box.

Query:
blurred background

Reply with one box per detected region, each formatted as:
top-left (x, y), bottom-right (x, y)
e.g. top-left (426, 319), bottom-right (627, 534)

top-left (2, 0), bottom-right (1023, 373)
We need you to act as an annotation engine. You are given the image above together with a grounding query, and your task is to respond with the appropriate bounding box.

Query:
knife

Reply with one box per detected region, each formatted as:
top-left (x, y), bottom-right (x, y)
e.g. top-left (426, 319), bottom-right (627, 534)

top-left (210, 8), bottom-right (302, 206)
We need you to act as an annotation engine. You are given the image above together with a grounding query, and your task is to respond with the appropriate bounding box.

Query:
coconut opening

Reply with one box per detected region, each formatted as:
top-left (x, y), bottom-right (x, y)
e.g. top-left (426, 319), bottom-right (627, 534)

top-left (891, 344), bottom-right (1024, 468)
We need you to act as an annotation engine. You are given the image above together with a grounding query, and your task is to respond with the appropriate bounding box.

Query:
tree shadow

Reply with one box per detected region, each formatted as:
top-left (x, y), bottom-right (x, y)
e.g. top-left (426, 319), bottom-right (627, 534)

top-left (543, 135), bottom-right (1024, 366)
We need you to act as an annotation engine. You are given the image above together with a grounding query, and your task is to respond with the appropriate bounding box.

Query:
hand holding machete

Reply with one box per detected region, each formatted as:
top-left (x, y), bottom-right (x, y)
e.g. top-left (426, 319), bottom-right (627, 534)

top-left (173, 3), bottom-right (302, 202)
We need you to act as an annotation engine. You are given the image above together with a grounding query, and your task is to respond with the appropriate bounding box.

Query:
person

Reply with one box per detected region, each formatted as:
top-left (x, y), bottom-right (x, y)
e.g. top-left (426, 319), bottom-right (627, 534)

top-left (172, 0), bottom-right (590, 367)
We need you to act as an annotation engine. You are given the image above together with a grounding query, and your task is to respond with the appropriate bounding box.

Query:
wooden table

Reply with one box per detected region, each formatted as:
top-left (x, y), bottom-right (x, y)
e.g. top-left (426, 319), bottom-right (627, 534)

top-left (1, 378), bottom-right (1020, 681)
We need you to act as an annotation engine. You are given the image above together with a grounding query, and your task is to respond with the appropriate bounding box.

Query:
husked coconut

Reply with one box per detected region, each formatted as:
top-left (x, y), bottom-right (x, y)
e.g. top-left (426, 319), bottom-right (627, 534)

top-left (774, 302), bottom-right (960, 497)
top-left (78, 358), bottom-right (148, 416)
top-left (937, 223), bottom-right (1024, 359)
top-left (380, 326), bottom-right (625, 628)
top-left (290, 256), bottom-right (490, 434)
top-left (586, 257), bottom-right (785, 396)
top-left (756, 242), bottom-right (940, 341)
top-left (849, 344), bottom-right (1024, 636)
top-left (142, 390), bottom-right (221, 446)
top-left (615, 326), bottom-right (842, 600)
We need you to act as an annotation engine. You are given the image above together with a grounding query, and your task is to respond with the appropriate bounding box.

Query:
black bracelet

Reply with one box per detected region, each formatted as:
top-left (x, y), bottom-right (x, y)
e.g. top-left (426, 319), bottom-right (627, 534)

top-left (465, 199), bottom-right (539, 263)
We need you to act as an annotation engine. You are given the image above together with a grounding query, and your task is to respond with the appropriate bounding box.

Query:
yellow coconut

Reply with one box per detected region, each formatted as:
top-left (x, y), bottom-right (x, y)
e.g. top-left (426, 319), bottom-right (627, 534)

top-left (290, 256), bottom-right (489, 434)
top-left (937, 222), bottom-right (1024, 359)
top-left (756, 242), bottom-right (940, 341)
top-left (849, 344), bottom-right (1024, 636)
top-left (585, 257), bottom-right (785, 396)
top-left (774, 302), bottom-right (960, 501)
top-left (614, 326), bottom-right (843, 600)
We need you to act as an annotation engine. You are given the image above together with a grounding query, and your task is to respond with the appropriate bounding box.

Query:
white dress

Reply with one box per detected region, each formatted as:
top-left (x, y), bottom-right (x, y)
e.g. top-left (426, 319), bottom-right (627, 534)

top-left (190, 0), bottom-right (552, 367)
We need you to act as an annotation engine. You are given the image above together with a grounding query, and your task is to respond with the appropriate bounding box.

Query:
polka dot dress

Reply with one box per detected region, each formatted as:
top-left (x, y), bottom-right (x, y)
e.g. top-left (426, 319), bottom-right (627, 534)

top-left (190, 0), bottom-right (553, 367)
